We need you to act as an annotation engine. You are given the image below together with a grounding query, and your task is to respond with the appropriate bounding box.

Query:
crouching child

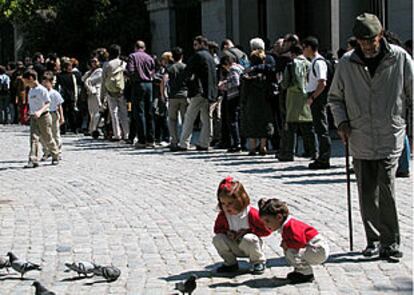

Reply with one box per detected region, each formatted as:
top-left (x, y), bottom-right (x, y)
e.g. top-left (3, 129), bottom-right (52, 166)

top-left (258, 198), bottom-right (329, 284)
top-left (213, 177), bottom-right (271, 274)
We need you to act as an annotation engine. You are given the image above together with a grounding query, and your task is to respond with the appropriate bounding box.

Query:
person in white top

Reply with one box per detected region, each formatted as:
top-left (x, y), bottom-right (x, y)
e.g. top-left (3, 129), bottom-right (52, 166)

top-left (101, 44), bottom-right (129, 141)
top-left (23, 69), bottom-right (59, 168)
top-left (303, 36), bottom-right (332, 169)
top-left (41, 71), bottom-right (65, 159)
top-left (82, 57), bottom-right (103, 135)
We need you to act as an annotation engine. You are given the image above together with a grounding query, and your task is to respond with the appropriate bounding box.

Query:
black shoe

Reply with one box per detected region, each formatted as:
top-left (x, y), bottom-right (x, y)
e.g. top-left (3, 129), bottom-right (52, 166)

top-left (41, 154), bottom-right (50, 161)
top-left (308, 160), bottom-right (330, 170)
top-left (227, 146), bottom-right (242, 153)
top-left (216, 263), bottom-right (239, 273)
top-left (396, 171), bottom-right (410, 178)
top-left (52, 159), bottom-right (59, 166)
top-left (248, 151), bottom-right (257, 156)
top-left (287, 271), bottom-right (315, 284)
top-left (175, 146), bottom-right (188, 152)
top-left (195, 145), bottom-right (209, 151)
top-left (24, 162), bottom-right (39, 169)
top-left (362, 244), bottom-right (380, 257)
top-left (379, 245), bottom-right (403, 260)
top-left (278, 156), bottom-right (294, 162)
top-left (252, 263), bottom-right (266, 275)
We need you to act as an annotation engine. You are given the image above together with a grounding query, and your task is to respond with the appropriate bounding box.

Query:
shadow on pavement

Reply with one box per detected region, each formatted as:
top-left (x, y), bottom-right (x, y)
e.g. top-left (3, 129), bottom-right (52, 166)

top-left (60, 276), bottom-right (90, 282)
top-left (84, 279), bottom-right (114, 285)
top-left (325, 251), bottom-right (380, 264)
top-left (209, 277), bottom-right (290, 289)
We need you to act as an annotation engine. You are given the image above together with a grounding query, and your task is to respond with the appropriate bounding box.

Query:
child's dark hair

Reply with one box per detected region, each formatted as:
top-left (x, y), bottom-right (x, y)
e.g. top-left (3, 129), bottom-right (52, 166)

top-left (22, 69), bottom-right (38, 80)
top-left (217, 176), bottom-right (250, 212)
top-left (258, 198), bottom-right (289, 220)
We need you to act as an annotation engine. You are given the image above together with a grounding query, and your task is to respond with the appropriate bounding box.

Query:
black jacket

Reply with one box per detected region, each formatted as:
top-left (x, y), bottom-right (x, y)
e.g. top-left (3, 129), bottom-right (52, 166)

top-left (186, 49), bottom-right (218, 101)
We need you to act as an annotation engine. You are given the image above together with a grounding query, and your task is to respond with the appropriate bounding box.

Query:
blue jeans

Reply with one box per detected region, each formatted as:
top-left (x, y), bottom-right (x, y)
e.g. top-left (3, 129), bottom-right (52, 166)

top-left (131, 82), bottom-right (154, 144)
top-left (397, 135), bottom-right (411, 174)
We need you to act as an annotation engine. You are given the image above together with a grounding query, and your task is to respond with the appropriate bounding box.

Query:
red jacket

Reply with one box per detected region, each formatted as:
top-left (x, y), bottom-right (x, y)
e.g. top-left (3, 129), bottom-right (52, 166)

top-left (214, 207), bottom-right (272, 237)
top-left (281, 217), bottom-right (319, 249)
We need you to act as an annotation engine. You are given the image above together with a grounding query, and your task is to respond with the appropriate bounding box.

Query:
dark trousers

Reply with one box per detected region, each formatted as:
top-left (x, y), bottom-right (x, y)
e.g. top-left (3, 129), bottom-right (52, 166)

top-left (62, 100), bottom-right (79, 133)
top-left (310, 92), bottom-right (331, 162)
top-left (131, 82), bottom-right (154, 144)
top-left (353, 157), bottom-right (400, 247)
top-left (280, 122), bottom-right (316, 159)
top-left (224, 96), bottom-right (241, 147)
top-left (154, 98), bottom-right (170, 143)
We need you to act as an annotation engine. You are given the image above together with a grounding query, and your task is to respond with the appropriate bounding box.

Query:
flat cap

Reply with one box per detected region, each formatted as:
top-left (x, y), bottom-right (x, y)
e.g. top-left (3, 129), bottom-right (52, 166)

top-left (353, 13), bottom-right (383, 39)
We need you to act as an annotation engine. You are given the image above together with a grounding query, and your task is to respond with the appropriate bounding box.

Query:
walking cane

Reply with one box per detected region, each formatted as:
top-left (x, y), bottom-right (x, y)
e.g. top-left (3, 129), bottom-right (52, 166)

top-left (345, 139), bottom-right (354, 251)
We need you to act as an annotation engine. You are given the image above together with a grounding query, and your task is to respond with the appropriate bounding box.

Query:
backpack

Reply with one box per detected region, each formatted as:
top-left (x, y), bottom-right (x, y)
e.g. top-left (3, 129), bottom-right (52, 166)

top-left (290, 58), bottom-right (308, 94)
top-left (0, 75), bottom-right (10, 96)
top-left (312, 57), bottom-right (335, 91)
top-left (228, 48), bottom-right (250, 68)
top-left (105, 61), bottom-right (125, 94)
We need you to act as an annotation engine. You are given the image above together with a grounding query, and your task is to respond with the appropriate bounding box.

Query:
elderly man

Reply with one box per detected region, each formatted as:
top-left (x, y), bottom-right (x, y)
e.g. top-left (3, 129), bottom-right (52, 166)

top-left (329, 13), bottom-right (413, 260)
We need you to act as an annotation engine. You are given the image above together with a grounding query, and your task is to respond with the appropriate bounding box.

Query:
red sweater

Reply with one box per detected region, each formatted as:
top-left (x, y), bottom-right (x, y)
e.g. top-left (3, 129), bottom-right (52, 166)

top-left (281, 217), bottom-right (319, 249)
top-left (214, 207), bottom-right (272, 237)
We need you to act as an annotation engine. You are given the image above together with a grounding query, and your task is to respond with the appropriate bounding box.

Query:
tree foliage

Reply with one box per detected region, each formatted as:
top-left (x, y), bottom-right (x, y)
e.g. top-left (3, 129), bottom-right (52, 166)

top-left (1, 0), bottom-right (150, 63)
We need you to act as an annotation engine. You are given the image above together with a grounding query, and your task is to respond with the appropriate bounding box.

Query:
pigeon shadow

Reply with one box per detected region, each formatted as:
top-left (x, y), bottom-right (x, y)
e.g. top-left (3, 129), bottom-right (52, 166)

top-left (209, 276), bottom-right (290, 289)
top-left (84, 279), bottom-right (114, 285)
top-left (325, 251), bottom-right (381, 264)
top-left (60, 276), bottom-right (90, 282)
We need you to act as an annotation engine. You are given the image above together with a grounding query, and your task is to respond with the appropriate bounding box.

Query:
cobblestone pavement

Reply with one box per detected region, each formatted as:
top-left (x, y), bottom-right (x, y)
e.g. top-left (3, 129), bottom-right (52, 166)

top-left (0, 125), bottom-right (412, 295)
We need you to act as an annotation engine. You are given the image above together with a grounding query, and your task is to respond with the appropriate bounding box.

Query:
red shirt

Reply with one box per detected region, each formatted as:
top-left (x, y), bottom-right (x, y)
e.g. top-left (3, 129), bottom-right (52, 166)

top-left (281, 216), bottom-right (319, 249)
top-left (214, 207), bottom-right (272, 237)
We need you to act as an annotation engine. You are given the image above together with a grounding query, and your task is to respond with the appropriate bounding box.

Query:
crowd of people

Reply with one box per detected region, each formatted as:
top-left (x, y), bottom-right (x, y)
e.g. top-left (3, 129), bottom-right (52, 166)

top-left (0, 23), bottom-right (412, 172)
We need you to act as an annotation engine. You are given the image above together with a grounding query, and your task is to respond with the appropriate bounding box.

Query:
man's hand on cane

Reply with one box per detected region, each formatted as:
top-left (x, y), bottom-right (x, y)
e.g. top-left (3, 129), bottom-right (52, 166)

top-left (338, 121), bottom-right (351, 144)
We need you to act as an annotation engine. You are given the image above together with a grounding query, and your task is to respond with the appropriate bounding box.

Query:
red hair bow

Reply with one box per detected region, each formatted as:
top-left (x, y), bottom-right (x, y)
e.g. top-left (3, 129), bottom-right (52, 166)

top-left (219, 176), bottom-right (234, 193)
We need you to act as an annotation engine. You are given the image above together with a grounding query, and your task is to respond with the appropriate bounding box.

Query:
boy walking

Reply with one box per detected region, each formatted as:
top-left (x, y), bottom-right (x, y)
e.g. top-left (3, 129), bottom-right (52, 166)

top-left (41, 71), bottom-right (65, 160)
top-left (23, 70), bottom-right (59, 168)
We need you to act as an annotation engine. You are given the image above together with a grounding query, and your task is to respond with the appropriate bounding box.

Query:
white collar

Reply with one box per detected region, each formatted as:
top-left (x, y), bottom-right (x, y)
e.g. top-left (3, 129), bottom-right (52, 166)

top-left (225, 205), bottom-right (250, 219)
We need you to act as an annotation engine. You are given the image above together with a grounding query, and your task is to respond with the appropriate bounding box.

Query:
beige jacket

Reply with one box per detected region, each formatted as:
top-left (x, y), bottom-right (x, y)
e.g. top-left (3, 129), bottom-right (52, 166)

top-left (328, 40), bottom-right (413, 160)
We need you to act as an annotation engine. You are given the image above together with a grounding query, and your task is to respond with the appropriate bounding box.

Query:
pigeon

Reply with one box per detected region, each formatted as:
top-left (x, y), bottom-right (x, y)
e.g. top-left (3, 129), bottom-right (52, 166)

top-left (0, 256), bottom-right (11, 273)
top-left (64, 261), bottom-right (95, 277)
top-left (92, 264), bottom-right (121, 282)
top-left (175, 275), bottom-right (197, 295)
top-left (7, 252), bottom-right (41, 278)
top-left (32, 281), bottom-right (56, 295)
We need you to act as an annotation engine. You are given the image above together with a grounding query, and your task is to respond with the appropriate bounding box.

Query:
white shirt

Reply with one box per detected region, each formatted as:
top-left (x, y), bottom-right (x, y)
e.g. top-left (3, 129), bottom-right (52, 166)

top-left (49, 89), bottom-right (64, 112)
top-left (28, 84), bottom-right (50, 114)
top-left (306, 53), bottom-right (327, 93)
top-left (0, 74), bottom-right (10, 89)
top-left (225, 206), bottom-right (250, 232)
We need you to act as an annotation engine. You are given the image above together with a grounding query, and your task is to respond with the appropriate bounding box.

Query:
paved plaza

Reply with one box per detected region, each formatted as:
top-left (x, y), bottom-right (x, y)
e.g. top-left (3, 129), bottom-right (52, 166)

top-left (0, 125), bottom-right (412, 294)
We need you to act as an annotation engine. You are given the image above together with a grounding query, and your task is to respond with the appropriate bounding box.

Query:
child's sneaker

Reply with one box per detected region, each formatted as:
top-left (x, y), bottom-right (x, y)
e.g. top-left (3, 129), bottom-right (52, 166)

top-left (252, 263), bottom-right (266, 275)
top-left (216, 263), bottom-right (239, 273)
top-left (287, 271), bottom-right (315, 284)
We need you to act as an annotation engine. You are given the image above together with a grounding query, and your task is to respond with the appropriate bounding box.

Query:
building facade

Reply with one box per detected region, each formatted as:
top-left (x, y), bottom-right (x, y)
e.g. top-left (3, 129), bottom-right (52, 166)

top-left (146, 0), bottom-right (412, 56)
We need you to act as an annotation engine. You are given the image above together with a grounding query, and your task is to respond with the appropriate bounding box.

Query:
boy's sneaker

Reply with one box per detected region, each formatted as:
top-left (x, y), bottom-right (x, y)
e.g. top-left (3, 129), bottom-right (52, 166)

top-left (379, 244), bottom-right (403, 260)
top-left (362, 243), bottom-right (379, 257)
top-left (216, 263), bottom-right (239, 273)
top-left (41, 154), bottom-right (50, 161)
top-left (252, 263), bottom-right (266, 275)
top-left (24, 162), bottom-right (39, 169)
top-left (52, 159), bottom-right (59, 166)
top-left (287, 271), bottom-right (315, 284)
